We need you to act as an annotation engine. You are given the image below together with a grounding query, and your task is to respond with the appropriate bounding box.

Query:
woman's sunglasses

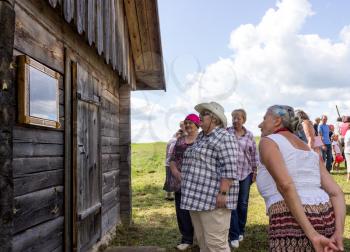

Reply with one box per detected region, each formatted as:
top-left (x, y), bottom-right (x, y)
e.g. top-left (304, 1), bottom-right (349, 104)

top-left (200, 111), bottom-right (212, 118)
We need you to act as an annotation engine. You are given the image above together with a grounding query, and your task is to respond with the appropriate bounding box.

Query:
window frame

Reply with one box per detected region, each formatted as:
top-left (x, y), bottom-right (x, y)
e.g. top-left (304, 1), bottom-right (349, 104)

top-left (17, 55), bottom-right (61, 129)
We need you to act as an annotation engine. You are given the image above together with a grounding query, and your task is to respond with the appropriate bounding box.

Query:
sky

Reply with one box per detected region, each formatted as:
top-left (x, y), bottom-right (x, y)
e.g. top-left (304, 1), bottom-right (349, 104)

top-left (131, 0), bottom-right (350, 143)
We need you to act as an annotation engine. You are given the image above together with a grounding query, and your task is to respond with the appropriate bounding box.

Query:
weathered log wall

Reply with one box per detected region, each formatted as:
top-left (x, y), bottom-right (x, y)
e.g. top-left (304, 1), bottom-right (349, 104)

top-left (101, 84), bottom-right (121, 234)
top-left (0, 1), bottom-right (16, 251)
top-left (6, 0), bottom-right (133, 250)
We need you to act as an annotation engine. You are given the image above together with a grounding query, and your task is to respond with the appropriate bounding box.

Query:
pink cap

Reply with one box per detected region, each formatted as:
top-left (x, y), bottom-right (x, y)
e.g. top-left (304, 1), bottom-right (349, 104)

top-left (185, 114), bottom-right (201, 127)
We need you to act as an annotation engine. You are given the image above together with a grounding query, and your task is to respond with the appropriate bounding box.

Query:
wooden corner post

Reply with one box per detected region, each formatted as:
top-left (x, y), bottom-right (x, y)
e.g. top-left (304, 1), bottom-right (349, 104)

top-left (0, 0), bottom-right (16, 251)
top-left (119, 83), bottom-right (132, 226)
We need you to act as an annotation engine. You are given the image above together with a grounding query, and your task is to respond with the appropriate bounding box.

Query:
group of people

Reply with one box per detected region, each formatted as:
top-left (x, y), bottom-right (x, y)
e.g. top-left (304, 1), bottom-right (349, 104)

top-left (163, 102), bottom-right (345, 252)
top-left (311, 115), bottom-right (350, 181)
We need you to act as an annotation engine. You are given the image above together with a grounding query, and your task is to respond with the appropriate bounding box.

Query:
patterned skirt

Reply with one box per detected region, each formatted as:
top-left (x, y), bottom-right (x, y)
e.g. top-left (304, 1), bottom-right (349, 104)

top-left (268, 201), bottom-right (335, 252)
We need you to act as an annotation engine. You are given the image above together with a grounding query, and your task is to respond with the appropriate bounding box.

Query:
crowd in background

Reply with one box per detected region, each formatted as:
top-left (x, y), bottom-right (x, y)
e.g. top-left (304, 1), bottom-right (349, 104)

top-left (162, 102), bottom-right (346, 252)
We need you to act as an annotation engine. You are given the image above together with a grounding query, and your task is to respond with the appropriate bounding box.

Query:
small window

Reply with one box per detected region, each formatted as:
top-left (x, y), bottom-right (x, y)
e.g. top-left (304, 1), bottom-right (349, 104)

top-left (17, 55), bottom-right (60, 128)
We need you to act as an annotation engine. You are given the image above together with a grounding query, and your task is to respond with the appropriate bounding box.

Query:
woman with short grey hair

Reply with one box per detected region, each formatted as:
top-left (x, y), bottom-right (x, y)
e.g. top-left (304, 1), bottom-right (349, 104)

top-left (257, 105), bottom-right (345, 251)
top-left (227, 108), bottom-right (259, 249)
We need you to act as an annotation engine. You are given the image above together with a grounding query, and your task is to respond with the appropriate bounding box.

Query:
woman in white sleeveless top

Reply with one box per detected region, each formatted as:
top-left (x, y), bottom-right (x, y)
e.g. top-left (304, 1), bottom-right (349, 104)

top-left (256, 105), bottom-right (345, 252)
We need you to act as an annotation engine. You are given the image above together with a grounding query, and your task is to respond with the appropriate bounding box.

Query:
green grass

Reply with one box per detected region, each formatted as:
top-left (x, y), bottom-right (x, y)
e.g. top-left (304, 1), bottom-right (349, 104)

top-left (111, 142), bottom-right (350, 251)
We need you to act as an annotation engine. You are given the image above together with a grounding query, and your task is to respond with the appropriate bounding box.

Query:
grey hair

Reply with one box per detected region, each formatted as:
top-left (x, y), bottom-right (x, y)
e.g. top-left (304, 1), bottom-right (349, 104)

top-left (267, 105), bottom-right (299, 132)
top-left (231, 109), bottom-right (247, 123)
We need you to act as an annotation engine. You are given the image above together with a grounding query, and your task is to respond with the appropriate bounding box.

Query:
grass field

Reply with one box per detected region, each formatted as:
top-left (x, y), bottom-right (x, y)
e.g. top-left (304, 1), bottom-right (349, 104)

top-left (111, 142), bottom-right (350, 251)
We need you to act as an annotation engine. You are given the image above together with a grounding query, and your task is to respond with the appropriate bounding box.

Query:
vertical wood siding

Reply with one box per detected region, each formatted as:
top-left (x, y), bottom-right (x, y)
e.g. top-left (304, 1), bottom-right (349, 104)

top-left (47, 0), bottom-right (133, 85)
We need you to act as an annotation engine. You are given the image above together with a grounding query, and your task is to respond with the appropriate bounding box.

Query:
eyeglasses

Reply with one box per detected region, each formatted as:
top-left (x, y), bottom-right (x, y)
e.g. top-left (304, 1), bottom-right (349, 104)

top-left (200, 111), bottom-right (212, 118)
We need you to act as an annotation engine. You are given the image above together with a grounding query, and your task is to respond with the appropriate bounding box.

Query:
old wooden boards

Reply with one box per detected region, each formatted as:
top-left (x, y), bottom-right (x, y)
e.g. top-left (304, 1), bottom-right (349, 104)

top-left (72, 63), bottom-right (102, 251)
top-left (45, 0), bottom-right (165, 90)
top-left (0, 1), bottom-right (16, 251)
top-left (46, 0), bottom-right (134, 86)
top-left (124, 0), bottom-right (165, 90)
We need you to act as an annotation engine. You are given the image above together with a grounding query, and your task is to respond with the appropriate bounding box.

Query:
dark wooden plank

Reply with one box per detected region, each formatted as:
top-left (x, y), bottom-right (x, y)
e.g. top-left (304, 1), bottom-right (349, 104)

top-left (77, 63), bottom-right (90, 99)
top-left (102, 87), bottom-right (119, 105)
top-left (121, 1), bottom-right (127, 77)
top-left (103, 170), bottom-right (118, 194)
top-left (52, 245), bottom-right (63, 252)
top-left (119, 160), bottom-right (131, 225)
top-left (78, 202), bottom-right (101, 221)
top-left (13, 216), bottom-right (63, 252)
top-left (119, 111), bottom-right (130, 124)
top-left (13, 126), bottom-right (64, 144)
top-left (110, 0), bottom-right (117, 69)
top-left (78, 213), bottom-right (101, 251)
top-left (13, 142), bottom-right (64, 158)
top-left (14, 169), bottom-right (63, 197)
top-left (101, 127), bottom-right (119, 138)
top-left (101, 136), bottom-right (119, 147)
top-left (102, 145), bottom-right (118, 155)
top-left (72, 61), bottom-right (79, 251)
top-left (102, 187), bottom-right (118, 214)
top-left (14, 186), bottom-right (64, 233)
top-left (59, 88), bottom-right (64, 105)
top-left (103, 0), bottom-right (111, 64)
top-left (75, 64), bottom-right (102, 250)
top-left (102, 204), bottom-right (119, 235)
top-left (63, 0), bottom-right (74, 23)
top-left (13, 156), bottom-right (63, 177)
top-left (48, 0), bottom-right (58, 8)
top-left (115, 0), bottom-right (122, 73)
top-left (75, 0), bottom-right (85, 35)
top-left (64, 49), bottom-right (73, 252)
top-left (101, 117), bottom-right (119, 131)
top-left (101, 153), bottom-right (120, 173)
top-left (0, 2), bottom-right (16, 250)
top-left (14, 4), bottom-right (64, 73)
top-left (96, 0), bottom-right (104, 55)
top-left (87, 0), bottom-right (95, 46)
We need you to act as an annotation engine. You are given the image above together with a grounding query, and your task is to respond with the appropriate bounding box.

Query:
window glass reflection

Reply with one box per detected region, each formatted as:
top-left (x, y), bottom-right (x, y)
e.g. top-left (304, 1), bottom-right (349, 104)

top-left (29, 66), bottom-right (58, 121)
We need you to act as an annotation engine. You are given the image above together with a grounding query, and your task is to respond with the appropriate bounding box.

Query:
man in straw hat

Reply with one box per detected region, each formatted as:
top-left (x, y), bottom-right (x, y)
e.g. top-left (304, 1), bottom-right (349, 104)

top-left (180, 101), bottom-right (240, 252)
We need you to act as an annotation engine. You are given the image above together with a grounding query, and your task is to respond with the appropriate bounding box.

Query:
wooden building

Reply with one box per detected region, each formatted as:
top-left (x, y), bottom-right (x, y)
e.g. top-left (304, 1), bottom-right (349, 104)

top-left (0, 0), bottom-right (165, 251)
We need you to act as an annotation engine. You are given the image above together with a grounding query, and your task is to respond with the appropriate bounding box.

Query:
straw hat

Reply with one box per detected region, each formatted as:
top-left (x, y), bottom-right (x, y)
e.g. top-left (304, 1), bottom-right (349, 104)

top-left (195, 101), bottom-right (227, 128)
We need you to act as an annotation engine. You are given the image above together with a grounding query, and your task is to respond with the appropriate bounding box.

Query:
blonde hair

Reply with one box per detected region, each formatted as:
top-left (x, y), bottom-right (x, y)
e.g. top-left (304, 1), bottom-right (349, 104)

top-left (231, 109), bottom-right (247, 123)
top-left (295, 110), bottom-right (310, 121)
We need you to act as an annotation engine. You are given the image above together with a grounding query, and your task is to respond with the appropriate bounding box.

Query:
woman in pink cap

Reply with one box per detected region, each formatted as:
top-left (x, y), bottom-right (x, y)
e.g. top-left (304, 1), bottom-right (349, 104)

top-left (169, 114), bottom-right (200, 251)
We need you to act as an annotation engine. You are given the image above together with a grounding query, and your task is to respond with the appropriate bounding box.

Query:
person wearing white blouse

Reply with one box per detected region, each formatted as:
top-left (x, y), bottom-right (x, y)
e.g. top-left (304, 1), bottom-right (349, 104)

top-left (256, 105), bottom-right (345, 252)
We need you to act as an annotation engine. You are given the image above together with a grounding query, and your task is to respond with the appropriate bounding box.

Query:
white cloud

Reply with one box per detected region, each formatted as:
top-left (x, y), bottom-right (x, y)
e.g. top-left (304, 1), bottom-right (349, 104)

top-left (132, 0), bottom-right (350, 142)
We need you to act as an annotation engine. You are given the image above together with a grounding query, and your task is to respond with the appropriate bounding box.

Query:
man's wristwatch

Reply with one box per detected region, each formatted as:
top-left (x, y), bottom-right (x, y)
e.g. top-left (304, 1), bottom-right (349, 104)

top-left (218, 190), bottom-right (227, 196)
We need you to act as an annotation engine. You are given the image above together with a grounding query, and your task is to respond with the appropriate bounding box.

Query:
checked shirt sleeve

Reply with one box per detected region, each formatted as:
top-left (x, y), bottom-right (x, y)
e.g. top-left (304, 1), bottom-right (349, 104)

top-left (217, 134), bottom-right (239, 179)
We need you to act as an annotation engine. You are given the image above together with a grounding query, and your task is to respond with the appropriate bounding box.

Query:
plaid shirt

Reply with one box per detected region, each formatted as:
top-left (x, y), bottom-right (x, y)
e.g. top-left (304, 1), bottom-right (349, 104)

top-left (180, 127), bottom-right (240, 211)
top-left (227, 126), bottom-right (259, 181)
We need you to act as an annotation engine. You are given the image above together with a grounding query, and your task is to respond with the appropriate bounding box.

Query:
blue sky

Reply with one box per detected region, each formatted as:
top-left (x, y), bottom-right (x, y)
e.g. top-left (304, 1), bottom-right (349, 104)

top-left (131, 0), bottom-right (350, 143)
